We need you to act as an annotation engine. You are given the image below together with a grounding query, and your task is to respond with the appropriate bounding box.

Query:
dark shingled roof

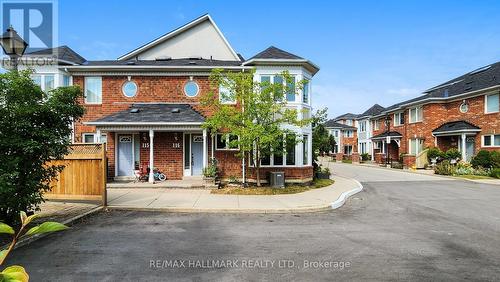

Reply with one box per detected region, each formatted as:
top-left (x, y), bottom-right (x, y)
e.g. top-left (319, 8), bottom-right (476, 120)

top-left (83, 58), bottom-right (242, 67)
top-left (371, 131), bottom-right (403, 140)
top-left (249, 46), bottom-right (304, 60)
top-left (26, 46), bottom-right (86, 65)
top-left (90, 104), bottom-right (205, 124)
top-left (432, 121), bottom-right (481, 134)
top-left (382, 61), bottom-right (500, 114)
top-left (334, 113), bottom-right (359, 121)
top-left (324, 120), bottom-right (357, 130)
top-left (358, 104), bottom-right (385, 118)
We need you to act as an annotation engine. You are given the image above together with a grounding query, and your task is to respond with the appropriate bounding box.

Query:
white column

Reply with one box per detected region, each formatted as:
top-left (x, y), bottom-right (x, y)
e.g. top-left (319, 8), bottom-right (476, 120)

top-left (308, 133), bottom-right (313, 165)
top-left (382, 140), bottom-right (386, 154)
top-left (370, 142), bottom-right (375, 161)
top-left (148, 129), bottom-right (154, 183)
top-left (203, 129), bottom-right (208, 168)
top-left (297, 134), bottom-right (304, 167)
top-left (461, 133), bottom-right (467, 161)
top-left (96, 129), bottom-right (101, 143)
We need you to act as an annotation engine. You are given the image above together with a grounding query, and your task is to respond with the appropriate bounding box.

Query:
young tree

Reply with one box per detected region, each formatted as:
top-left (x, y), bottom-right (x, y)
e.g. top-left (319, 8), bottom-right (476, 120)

top-left (201, 69), bottom-right (309, 186)
top-left (0, 70), bottom-right (85, 224)
top-left (312, 108), bottom-right (335, 163)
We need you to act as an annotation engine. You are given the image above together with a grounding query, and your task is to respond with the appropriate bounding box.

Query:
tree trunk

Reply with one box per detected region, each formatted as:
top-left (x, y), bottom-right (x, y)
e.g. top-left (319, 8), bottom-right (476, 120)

top-left (256, 143), bottom-right (261, 187)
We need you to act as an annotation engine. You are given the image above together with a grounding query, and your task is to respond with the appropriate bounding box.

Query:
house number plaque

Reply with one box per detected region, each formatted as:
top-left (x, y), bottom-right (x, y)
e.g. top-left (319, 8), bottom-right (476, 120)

top-left (172, 143), bottom-right (180, 148)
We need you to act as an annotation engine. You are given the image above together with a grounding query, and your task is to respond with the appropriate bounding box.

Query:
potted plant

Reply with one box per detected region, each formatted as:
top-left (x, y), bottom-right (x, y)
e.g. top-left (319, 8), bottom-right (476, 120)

top-left (445, 148), bottom-right (461, 164)
top-left (427, 147), bottom-right (442, 167)
top-left (202, 158), bottom-right (218, 184)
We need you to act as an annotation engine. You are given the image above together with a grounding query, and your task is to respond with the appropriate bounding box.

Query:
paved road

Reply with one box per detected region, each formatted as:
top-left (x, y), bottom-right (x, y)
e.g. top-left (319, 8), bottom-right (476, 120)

top-left (6, 163), bottom-right (500, 281)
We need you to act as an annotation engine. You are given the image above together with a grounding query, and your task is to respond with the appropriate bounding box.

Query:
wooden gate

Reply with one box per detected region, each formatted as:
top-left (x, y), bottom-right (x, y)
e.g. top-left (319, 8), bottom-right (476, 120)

top-left (45, 144), bottom-right (107, 204)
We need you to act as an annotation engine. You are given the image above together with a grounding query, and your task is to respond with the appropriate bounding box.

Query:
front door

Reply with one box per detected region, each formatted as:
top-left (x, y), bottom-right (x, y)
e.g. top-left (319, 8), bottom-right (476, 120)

top-left (466, 137), bottom-right (475, 162)
top-left (118, 135), bottom-right (134, 176)
top-left (191, 135), bottom-right (203, 176)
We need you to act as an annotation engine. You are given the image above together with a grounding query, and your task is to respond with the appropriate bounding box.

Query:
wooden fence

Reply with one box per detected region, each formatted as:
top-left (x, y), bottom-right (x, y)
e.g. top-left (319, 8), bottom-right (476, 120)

top-left (45, 143), bottom-right (107, 204)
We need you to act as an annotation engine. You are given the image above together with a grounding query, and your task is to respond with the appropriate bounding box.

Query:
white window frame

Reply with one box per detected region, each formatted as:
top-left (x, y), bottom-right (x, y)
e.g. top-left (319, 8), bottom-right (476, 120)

top-left (215, 133), bottom-right (239, 150)
top-left (84, 76), bottom-right (103, 104)
top-left (302, 79), bottom-right (310, 104)
top-left (31, 73), bottom-right (56, 92)
top-left (394, 112), bottom-right (404, 126)
top-left (219, 80), bottom-right (236, 104)
top-left (373, 119), bottom-right (380, 131)
top-left (345, 130), bottom-right (353, 138)
top-left (409, 138), bottom-right (424, 155)
top-left (359, 121), bottom-right (366, 132)
top-left (82, 133), bottom-right (107, 144)
top-left (485, 92), bottom-right (499, 114)
top-left (409, 106), bottom-right (423, 123)
top-left (481, 134), bottom-right (500, 147)
top-left (259, 74), bottom-right (297, 103)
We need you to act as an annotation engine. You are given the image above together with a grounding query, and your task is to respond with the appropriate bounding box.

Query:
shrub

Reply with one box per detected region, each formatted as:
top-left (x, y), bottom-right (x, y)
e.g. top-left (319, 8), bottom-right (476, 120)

top-left (434, 160), bottom-right (455, 175)
top-left (427, 147), bottom-right (443, 161)
top-left (454, 162), bottom-right (490, 176)
top-left (445, 148), bottom-right (461, 161)
top-left (490, 168), bottom-right (500, 179)
top-left (491, 151), bottom-right (500, 168)
top-left (202, 158), bottom-right (218, 178)
top-left (361, 153), bottom-right (370, 161)
top-left (471, 150), bottom-right (493, 168)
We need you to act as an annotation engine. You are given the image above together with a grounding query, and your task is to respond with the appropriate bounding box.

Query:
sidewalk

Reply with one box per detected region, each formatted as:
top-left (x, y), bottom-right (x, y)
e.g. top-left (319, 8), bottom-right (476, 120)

top-left (106, 175), bottom-right (363, 213)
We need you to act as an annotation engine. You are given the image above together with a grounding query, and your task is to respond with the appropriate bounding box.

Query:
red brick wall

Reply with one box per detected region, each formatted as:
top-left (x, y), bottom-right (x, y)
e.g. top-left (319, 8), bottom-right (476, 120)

top-left (246, 166), bottom-right (313, 182)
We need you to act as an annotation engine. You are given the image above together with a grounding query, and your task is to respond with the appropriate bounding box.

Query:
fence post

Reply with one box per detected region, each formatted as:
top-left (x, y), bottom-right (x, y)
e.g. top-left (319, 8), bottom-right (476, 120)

top-left (101, 144), bottom-right (107, 207)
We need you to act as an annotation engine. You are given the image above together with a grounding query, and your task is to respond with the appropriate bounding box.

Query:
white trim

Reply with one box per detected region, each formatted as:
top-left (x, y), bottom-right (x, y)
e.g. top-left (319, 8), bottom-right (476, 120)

top-left (117, 14), bottom-right (240, 61)
top-left (84, 76), bottom-right (102, 104)
top-left (432, 129), bottom-right (481, 136)
top-left (184, 80), bottom-right (200, 97)
top-left (484, 92), bottom-right (500, 114)
top-left (481, 134), bottom-right (500, 148)
top-left (85, 122), bottom-right (203, 126)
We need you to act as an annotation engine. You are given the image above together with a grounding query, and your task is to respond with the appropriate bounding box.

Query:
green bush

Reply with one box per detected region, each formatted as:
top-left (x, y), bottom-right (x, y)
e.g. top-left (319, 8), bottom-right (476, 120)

top-left (361, 153), bottom-right (370, 161)
top-left (445, 148), bottom-right (461, 161)
top-left (471, 150), bottom-right (493, 168)
top-left (427, 147), bottom-right (443, 161)
top-left (434, 160), bottom-right (455, 175)
top-left (454, 162), bottom-right (490, 176)
top-left (490, 168), bottom-right (500, 179)
top-left (491, 151), bottom-right (500, 168)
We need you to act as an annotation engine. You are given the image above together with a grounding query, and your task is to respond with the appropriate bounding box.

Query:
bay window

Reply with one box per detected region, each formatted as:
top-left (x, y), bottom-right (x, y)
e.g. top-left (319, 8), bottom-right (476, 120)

top-left (31, 74), bottom-right (55, 92)
top-left (303, 135), bottom-right (309, 165)
top-left (302, 80), bottom-right (309, 103)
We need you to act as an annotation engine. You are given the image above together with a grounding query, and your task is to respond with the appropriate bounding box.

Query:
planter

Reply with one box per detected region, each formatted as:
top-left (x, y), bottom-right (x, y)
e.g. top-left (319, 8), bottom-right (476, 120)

top-left (315, 172), bottom-right (331, 179)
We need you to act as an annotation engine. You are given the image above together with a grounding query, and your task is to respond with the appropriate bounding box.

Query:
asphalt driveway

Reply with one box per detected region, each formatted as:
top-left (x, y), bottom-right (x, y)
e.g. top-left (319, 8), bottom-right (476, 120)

top-left (5, 163), bottom-right (500, 281)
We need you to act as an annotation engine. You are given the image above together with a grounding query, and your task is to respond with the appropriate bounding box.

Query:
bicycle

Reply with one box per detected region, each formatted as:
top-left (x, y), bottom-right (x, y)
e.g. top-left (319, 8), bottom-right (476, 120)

top-left (135, 166), bottom-right (166, 182)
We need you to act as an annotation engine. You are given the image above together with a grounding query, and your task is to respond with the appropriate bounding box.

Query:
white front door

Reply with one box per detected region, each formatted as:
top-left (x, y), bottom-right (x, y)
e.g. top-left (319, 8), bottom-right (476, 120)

top-left (191, 135), bottom-right (203, 176)
top-left (117, 135), bottom-right (134, 176)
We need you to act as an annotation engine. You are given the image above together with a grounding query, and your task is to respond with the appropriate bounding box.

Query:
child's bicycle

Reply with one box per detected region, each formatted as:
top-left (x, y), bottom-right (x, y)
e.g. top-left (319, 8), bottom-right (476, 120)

top-left (135, 166), bottom-right (166, 182)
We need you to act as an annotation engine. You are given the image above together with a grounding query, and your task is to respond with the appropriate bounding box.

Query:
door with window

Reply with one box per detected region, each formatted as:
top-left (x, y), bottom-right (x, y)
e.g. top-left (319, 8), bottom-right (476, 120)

top-left (191, 135), bottom-right (203, 176)
top-left (465, 137), bottom-right (475, 162)
top-left (118, 135), bottom-right (134, 176)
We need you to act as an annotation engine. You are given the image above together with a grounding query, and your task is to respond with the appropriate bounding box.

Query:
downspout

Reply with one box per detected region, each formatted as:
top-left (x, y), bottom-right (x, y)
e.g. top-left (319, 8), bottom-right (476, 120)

top-left (241, 68), bottom-right (246, 184)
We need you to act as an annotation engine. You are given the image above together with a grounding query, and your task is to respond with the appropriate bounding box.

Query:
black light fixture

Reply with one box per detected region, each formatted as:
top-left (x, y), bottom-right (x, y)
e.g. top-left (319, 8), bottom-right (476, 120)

top-left (0, 26), bottom-right (28, 71)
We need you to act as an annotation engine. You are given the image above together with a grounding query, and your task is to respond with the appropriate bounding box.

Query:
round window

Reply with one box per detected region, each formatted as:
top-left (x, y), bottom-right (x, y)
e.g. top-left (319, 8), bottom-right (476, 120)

top-left (122, 81), bottom-right (138, 98)
top-left (184, 81), bottom-right (199, 97)
top-left (459, 102), bottom-right (469, 113)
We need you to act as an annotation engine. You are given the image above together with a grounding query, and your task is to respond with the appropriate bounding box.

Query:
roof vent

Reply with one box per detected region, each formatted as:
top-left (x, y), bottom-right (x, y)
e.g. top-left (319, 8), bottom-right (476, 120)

top-left (155, 56), bottom-right (172, 61)
top-left (126, 61), bottom-right (136, 65)
top-left (130, 108), bottom-right (140, 113)
top-left (171, 108), bottom-right (180, 113)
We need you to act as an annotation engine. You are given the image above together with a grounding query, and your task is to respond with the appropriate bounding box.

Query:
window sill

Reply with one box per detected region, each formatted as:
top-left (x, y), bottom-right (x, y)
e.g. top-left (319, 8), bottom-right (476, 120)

top-left (409, 121), bottom-right (423, 124)
top-left (215, 148), bottom-right (240, 151)
top-left (484, 111), bottom-right (499, 115)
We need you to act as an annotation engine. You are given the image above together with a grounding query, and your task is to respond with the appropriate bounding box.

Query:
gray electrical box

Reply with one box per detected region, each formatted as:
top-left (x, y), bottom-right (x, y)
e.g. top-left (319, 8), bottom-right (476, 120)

top-left (269, 172), bottom-right (285, 188)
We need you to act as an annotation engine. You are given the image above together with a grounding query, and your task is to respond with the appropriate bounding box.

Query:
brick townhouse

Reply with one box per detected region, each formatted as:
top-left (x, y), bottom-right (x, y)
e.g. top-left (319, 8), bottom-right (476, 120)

top-left (324, 113), bottom-right (358, 160)
top-left (330, 62), bottom-right (500, 167)
top-left (21, 14), bottom-right (319, 183)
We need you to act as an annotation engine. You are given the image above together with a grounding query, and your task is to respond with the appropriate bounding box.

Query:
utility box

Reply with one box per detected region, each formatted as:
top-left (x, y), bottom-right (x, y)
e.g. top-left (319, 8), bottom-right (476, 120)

top-left (269, 172), bottom-right (285, 188)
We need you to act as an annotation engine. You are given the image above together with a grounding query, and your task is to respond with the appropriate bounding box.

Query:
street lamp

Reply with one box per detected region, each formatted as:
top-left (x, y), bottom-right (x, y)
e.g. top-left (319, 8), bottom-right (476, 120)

top-left (0, 26), bottom-right (28, 71)
top-left (384, 115), bottom-right (391, 165)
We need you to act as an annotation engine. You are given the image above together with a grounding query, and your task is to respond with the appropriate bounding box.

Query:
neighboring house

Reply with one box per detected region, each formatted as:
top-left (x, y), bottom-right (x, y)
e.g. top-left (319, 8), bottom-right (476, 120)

top-left (355, 104), bottom-right (385, 160)
top-left (20, 14), bottom-right (319, 183)
top-left (324, 120), bottom-right (357, 156)
top-left (335, 62), bottom-right (500, 167)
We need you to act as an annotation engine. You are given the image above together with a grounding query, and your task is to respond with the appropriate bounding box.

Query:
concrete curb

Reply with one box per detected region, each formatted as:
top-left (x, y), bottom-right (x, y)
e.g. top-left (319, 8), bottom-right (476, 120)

top-left (106, 176), bottom-right (364, 214)
top-left (330, 178), bottom-right (364, 209)
top-left (3, 206), bottom-right (103, 251)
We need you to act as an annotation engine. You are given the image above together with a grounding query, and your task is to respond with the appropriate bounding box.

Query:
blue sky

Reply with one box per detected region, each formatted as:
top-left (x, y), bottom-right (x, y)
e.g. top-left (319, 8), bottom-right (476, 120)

top-left (57, 0), bottom-right (500, 118)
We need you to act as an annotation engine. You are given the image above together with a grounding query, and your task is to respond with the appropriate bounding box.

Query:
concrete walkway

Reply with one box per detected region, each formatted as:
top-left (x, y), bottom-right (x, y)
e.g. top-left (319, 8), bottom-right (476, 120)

top-left (106, 175), bottom-right (362, 213)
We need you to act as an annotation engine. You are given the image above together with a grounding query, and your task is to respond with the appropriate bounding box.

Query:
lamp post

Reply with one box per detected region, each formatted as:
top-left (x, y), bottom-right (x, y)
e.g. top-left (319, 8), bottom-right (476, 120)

top-left (0, 26), bottom-right (28, 71)
top-left (384, 115), bottom-right (391, 165)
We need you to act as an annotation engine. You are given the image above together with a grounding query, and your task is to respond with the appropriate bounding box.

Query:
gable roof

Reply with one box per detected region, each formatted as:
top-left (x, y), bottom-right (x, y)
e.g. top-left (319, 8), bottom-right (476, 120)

top-left (117, 14), bottom-right (240, 61)
top-left (87, 104), bottom-right (205, 125)
top-left (25, 45), bottom-right (86, 65)
top-left (358, 104), bottom-right (385, 118)
top-left (249, 46), bottom-right (303, 60)
top-left (432, 121), bottom-right (481, 135)
top-left (324, 120), bottom-right (357, 130)
top-left (243, 46), bottom-right (320, 76)
top-left (334, 113), bottom-right (358, 121)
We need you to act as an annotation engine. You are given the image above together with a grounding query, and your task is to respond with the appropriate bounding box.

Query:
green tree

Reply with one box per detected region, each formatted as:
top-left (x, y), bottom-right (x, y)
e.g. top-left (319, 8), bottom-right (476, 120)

top-left (201, 69), bottom-right (309, 186)
top-left (0, 70), bottom-right (85, 224)
top-left (312, 108), bottom-right (335, 161)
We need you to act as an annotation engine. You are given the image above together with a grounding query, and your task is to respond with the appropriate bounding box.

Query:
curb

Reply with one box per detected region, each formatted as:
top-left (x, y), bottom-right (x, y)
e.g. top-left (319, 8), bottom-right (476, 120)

top-left (330, 178), bottom-right (364, 209)
top-left (106, 177), bottom-right (364, 214)
top-left (4, 206), bottom-right (103, 251)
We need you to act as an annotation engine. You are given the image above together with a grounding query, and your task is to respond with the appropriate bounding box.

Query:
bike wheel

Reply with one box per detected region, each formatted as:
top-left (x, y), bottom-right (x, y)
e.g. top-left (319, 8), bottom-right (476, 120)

top-left (158, 173), bottom-right (166, 181)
